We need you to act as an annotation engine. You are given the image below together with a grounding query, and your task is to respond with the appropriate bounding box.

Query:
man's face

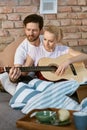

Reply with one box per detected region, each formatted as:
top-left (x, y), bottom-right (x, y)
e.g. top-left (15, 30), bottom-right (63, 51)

top-left (24, 22), bottom-right (41, 42)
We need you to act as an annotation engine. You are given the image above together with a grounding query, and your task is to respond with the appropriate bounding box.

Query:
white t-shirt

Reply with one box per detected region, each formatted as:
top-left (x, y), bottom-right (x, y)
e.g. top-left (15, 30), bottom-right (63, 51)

top-left (14, 36), bottom-right (43, 65)
top-left (14, 35), bottom-right (43, 77)
top-left (29, 44), bottom-right (69, 66)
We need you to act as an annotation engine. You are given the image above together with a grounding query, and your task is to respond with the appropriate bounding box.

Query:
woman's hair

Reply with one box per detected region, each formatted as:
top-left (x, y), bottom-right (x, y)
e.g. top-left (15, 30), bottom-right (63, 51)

top-left (23, 14), bottom-right (44, 30)
top-left (44, 25), bottom-right (63, 42)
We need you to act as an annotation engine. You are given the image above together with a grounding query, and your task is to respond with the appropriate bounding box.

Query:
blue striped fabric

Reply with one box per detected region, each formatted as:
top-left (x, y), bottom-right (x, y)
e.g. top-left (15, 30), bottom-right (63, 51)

top-left (27, 78), bottom-right (53, 91)
top-left (9, 79), bottom-right (53, 109)
top-left (22, 80), bottom-right (80, 114)
top-left (9, 78), bottom-right (83, 114)
top-left (80, 97), bottom-right (87, 111)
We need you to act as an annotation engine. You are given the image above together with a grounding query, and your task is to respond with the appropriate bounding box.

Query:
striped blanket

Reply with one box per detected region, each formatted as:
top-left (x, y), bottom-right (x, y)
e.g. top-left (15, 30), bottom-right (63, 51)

top-left (9, 78), bottom-right (87, 114)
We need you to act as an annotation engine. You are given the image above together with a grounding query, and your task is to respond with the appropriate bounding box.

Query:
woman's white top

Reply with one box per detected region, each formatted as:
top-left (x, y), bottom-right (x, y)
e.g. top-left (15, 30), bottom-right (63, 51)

top-left (29, 43), bottom-right (69, 66)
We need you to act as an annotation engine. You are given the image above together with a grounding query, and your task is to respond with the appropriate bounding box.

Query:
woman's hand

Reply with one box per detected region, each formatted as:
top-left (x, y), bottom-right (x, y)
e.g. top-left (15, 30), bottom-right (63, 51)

top-left (55, 60), bottom-right (70, 76)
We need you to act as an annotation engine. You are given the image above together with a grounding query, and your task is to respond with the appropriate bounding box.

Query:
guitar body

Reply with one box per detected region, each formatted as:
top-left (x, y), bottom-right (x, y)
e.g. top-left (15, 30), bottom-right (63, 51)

top-left (38, 54), bottom-right (87, 83)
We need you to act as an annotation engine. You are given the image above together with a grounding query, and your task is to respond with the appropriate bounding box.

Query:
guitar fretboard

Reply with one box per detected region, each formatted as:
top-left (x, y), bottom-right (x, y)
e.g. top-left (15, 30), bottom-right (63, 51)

top-left (5, 66), bottom-right (57, 72)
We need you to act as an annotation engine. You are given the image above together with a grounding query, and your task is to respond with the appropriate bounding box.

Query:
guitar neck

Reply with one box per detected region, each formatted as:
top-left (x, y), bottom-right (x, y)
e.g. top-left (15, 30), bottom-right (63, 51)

top-left (4, 66), bottom-right (57, 72)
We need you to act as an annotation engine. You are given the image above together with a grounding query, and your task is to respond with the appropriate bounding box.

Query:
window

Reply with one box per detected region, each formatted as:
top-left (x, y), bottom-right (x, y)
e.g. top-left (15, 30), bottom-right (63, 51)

top-left (40, 0), bottom-right (58, 14)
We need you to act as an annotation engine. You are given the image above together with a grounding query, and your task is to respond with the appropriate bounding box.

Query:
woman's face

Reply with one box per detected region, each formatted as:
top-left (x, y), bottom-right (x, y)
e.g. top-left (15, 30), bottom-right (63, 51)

top-left (43, 31), bottom-right (57, 52)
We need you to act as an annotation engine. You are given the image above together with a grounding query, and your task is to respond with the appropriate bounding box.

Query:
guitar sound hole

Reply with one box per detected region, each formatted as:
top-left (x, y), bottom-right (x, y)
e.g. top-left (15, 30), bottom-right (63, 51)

top-left (48, 64), bottom-right (58, 72)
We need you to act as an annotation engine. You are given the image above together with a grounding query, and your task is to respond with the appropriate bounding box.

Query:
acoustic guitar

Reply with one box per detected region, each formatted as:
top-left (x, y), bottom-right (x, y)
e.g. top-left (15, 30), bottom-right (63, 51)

top-left (0, 54), bottom-right (87, 83)
top-left (38, 54), bottom-right (87, 83)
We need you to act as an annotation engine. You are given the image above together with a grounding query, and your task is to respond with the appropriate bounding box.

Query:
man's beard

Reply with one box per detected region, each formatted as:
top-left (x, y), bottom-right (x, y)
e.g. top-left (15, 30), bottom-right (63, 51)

top-left (27, 35), bottom-right (39, 42)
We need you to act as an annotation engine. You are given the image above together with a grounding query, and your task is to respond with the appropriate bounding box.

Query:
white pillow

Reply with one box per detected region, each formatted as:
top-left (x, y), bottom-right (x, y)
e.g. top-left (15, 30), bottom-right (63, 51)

top-left (0, 72), bottom-right (17, 95)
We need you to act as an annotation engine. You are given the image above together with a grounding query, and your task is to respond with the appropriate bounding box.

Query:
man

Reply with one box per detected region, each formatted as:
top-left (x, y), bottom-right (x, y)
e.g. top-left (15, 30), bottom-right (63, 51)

top-left (9, 13), bottom-right (44, 83)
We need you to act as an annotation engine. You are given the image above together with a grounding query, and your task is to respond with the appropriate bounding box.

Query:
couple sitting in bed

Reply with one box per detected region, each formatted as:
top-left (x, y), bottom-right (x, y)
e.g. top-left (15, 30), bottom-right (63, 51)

top-left (4, 25), bottom-right (86, 89)
top-left (6, 26), bottom-right (87, 114)
top-left (1, 14), bottom-right (87, 114)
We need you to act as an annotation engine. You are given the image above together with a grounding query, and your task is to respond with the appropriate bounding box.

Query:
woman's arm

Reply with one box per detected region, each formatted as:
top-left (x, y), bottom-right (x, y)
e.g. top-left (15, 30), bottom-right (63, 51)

top-left (55, 48), bottom-right (87, 76)
top-left (68, 48), bottom-right (87, 64)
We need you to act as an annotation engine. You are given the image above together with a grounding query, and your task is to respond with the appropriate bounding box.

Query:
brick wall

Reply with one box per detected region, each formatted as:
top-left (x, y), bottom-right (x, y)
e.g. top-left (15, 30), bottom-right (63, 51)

top-left (0, 0), bottom-right (87, 52)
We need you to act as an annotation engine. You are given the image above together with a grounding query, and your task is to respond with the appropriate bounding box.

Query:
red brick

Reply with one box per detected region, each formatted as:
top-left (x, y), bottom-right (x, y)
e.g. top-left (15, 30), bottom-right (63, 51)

top-left (68, 40), bottom-right (78, 46)
top-left (0, 29), bottom-right (9, 37)
top-left (82, 33), bottom-right (87, 39)
top-left (44, 20), bottom-right (60, 26)
top-left (82, 19), bottom-right (87, 25)
top-left (32, 0), bottom-right (40, 5)
top-left (0, 0), bottom-right (18, 6)
top-left (63, 32), bottom-right (81, 39)
top-left (45, 14), bottom-right (57, 20)
top-left (0, 7), bottom-right (13, 13)
top-left (78, 0), bottom-right (86, 5)
top-left (78, 13), bottom-right (87, 19)
top-left (72, 6), bottom-right (81, 12)
top-left (0, 14), bottom-right (7, 20)
top-left (2, 21), bottom-right (14, 29)
top-left (62, 26), bottom-right (78, 33)
top-left (80, 26), bottom-right (87, 32)
top-left (79, 39), bottom-right (87, 45)
top-left (68, 13), bottom-right (78, 19)
top-left (0, 36), bottom-right (14, 44)
top-left (59, 6), bottom-right (72, 12)
top-left (7, 14), bottom-right (21, 21)
top-left (82, 7), bottom-right (87, 12)
top-left (15, 21), bottom-right (23, 28)
top-left (14, 6), bottom-right (37, 13)
top-left (19, 0), bottom-right (31, 5)
top-left (61, 19), bottom-right (71, 26)
top-left (50, 21), bottom-right (60, 26)
top-left (21, 13), bottom-right (32, 21)
top-left (59, 0), bottom-right (77, 5)
top-left (71, 19), bottom-right (81, 26)
top-left (57, 13), bottom-right (68, 19)
top-left (8, 29), bottom-right (25, 37)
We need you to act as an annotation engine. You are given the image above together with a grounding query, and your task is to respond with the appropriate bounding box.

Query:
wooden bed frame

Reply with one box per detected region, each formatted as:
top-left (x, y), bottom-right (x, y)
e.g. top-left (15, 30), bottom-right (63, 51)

top-left (0, 36), bottom-right (87, 103)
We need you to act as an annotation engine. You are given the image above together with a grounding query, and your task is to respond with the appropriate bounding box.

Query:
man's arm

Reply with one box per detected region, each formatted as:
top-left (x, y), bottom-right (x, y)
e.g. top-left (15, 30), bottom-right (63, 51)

top-left (9, 55), bottom-right (34, 83)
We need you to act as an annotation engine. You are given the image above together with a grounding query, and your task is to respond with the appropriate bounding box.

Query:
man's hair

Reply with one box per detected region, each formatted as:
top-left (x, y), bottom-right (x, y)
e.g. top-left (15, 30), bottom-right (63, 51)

top-left (23, 14), bottom-right (44, 30)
